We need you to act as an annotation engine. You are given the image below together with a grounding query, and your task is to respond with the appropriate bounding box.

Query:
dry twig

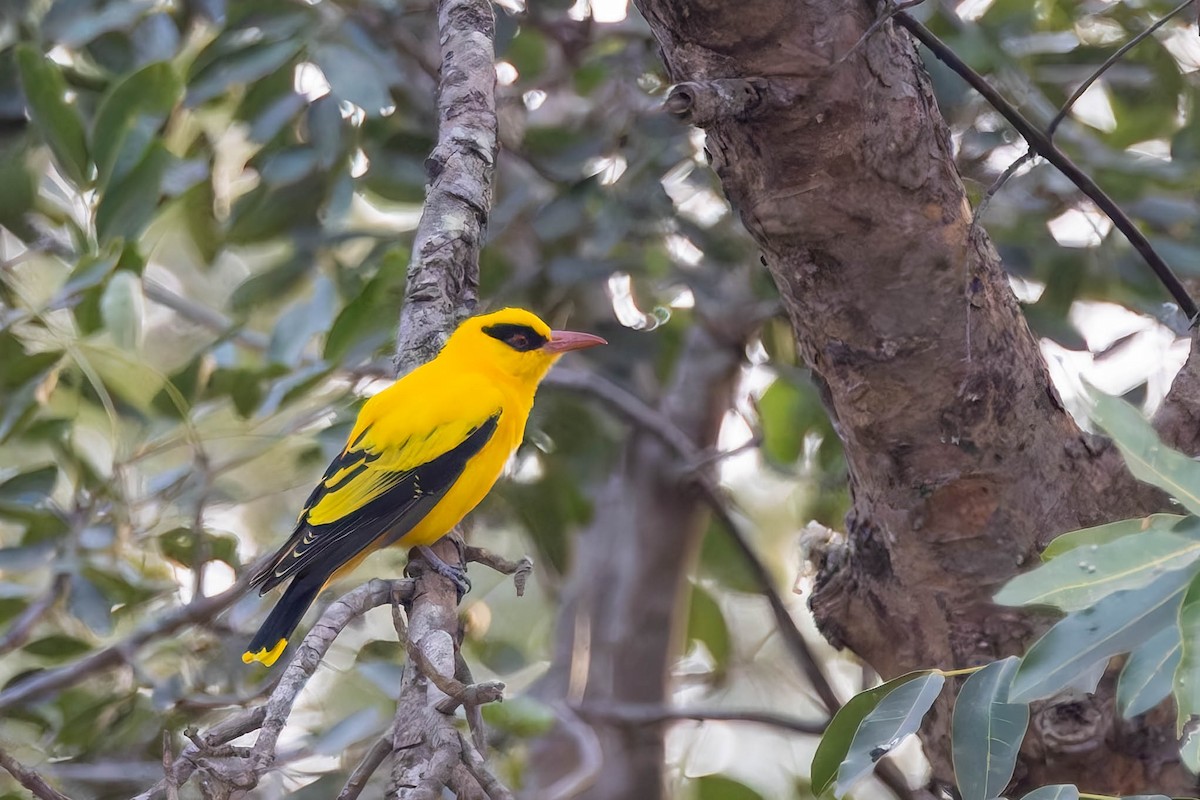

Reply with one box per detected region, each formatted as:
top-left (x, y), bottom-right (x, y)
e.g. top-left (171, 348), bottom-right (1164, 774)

top-left (0, 746), bottom-right (73, 800)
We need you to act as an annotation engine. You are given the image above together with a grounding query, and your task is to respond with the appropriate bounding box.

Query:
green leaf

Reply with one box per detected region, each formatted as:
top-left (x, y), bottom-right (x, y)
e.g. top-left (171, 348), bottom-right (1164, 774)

top-left (324, 282), bottom-right (395, 363)
top-left (267, 277), bottom-right (336, 366)
top-left (1091, 392), bottom-right (1200, 516)
top-left (995, 530), bottom-right (1200, 612)
top-left (83, 565), bottom-right (162, 608)
top-left (310, 42), bottom-right (393, 116)
top-left (480, 695), bottom-right (555, 737)
top-left (230, 255), bottom-right (313, 313)
top-left (1118, 625), bottom-right (1181, 719)
top-left (225, 175), bottom-right (326, 243)
top-left (68, 575), bottom-right (113, 636)
top-left (697, 517), bottom-right (760, 594)
top-left (15, 45), bottom-right (90, 185)
top-left (810, 671), bottom-right (931, 796)
top-left (0, 142), bottom-right (36, 229)
top-left (57, 253), bottom-right (120, 305)
top-left (952, 657), bottom-right (1028, 800)
top-left (686, 582), bottom-right (731, 671)
top-left (759, 377), bottom-right (806, 465)
top-left (0, 466), bottom-right (58, 508)
top-left (1040, 514), bottom-right (1185, 561)
top-left (187, 38), bottom-right (303, 107)
top-left (24, 635), bottom-right (92, 659)
top-left (835, 671), bottom-right (944, 795)
top-left (100, 271), bottom-right (144, 351)
top-left (695, 775), bottom-right (764, 800)
top-left (1174, 572), bottom-right (1200, 733)
top-left (76, 342), bottom-right (165, 411)
top-left (0, 597), bottom-right (29, 626)
top-left (95, 141), bottom-right (172, 244)
top-left (1009, 569), bottom-right (1194, 704)
top-left (91, 61), bottom-right (182, 189)
top-left (43, 0), bottom-right (156, 47)
top-left (158, 527), bottom-right (240, 568)
top-left (1019, 786), bottom-right (1078, 800)
top-left (505, 29), bottom-right (547, 79)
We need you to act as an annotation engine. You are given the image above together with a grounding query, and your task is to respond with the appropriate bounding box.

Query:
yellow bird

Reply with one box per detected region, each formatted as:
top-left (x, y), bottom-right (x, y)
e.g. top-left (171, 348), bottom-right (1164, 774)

top-left (242, 308), bottom-right (605, 667)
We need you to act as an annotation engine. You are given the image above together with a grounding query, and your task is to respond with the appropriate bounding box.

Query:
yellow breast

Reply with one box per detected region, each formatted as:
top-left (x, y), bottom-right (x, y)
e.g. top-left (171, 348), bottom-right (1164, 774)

top-left (399, 402), bottom-right (527, 547)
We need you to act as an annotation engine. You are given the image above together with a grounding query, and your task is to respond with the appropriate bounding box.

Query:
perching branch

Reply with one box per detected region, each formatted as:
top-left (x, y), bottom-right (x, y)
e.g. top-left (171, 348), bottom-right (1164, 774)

top-left (384, 0), bottom-right (504, 797)
top-left (391, 0), bottom-right (499, 375)
top-left (134, 579), bottom-right (413, 800)
top-left (892, 9), bottom-right (1200, 322)
top-left (0, 746), bottom-right (73, 800)
top-left (463, 545), bottom-right (533, 596)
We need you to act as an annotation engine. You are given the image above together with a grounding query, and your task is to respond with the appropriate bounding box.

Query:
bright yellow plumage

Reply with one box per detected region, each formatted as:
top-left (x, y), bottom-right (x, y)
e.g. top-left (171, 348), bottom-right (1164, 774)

top-left (242, 308), bottom-right (605, 667)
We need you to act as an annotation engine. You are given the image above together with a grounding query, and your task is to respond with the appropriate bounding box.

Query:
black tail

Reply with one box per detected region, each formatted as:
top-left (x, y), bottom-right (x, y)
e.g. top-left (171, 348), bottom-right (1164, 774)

top-left (242, 574), bottom-right (322, 667)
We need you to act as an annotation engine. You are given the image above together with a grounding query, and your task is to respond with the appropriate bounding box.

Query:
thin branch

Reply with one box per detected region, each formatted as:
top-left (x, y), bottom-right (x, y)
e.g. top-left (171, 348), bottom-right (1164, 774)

top-left (456, 731), bottom-right (514, 800)
top-left (892, 11), bottom-right (1200, 322)
top-left (161, 732), bottom-right (180, 800)
top-left (134, 579), bottom-right (412, 800)
top-left (574, 701), bottom-right (826, 735)
top-left (971, 0), bottom-right (1194, 264)
top-left (1047, 0), bottom-right (1195, 137)
top-left (537, 703), bottom-right (603, 800)
top-left (405, 632), bottom-right (505, 715)
top-left (136, 707), bottom-right (267, 799)
top-left (251, 579), bottom-right (415, 772)
top-left (0, 572), bottom-right (68, 656)
top-left (454, 652), bottom-right (489, 755)
top-left (544, 367), bottom-right (842, 715)
top-left (0, 746), bottom-right (73, 800)
top-left (142, 278), bottom-right (270, 352)
top-left (337, 729), bottom-right (395, 800)
top-left (462, 545), bottom-right (533, 596)
top-left (0, 553), bottom-right (272, 713)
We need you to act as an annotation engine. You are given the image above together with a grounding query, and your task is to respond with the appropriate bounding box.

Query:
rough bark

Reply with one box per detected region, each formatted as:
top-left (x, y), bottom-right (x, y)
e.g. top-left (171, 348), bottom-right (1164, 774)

top-left (528, 311), bottom-right (751, 800)
top-left (634, 0), bottom-right (1192, 793)
top-left (392, 0), bottom-right (498, 375)
top-left (387, 0), bottom-right (500, 796)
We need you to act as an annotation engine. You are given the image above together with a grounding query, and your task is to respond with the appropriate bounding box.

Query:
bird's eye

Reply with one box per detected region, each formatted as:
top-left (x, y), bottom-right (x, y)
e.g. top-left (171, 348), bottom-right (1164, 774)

top-left (509, 334), bottom-right (528, 349)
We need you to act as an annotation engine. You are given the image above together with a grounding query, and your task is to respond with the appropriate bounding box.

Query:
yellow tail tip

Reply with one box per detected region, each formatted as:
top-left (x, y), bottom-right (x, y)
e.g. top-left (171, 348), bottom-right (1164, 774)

top-left (241, 638), bottom-right (288, 667)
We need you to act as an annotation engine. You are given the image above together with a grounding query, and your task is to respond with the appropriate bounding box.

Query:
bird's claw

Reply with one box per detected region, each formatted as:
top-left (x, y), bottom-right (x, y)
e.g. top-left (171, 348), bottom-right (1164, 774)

top-left (415, 545), bottom-right (472, 603)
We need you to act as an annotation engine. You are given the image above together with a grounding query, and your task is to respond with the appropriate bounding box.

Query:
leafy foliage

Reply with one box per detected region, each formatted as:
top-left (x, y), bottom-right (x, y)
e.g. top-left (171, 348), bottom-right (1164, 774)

top-left (815, 392), bottom-right (1200, 797)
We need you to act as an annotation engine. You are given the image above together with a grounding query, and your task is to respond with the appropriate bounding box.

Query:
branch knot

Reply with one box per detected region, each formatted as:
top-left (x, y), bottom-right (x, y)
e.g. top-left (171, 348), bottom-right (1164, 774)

top-left (664, 78), bottom-right (770, 127)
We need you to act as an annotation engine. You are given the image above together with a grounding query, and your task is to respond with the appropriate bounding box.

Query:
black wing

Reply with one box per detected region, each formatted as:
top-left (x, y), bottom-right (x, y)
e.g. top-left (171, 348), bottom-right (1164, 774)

top-left (252, 414), bottom-right (500, 593)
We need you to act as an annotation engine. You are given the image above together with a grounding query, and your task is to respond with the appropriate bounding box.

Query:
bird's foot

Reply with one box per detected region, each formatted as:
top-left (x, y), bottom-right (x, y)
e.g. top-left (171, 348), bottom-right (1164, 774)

top-left (415, 545), bottom-right (472, 602)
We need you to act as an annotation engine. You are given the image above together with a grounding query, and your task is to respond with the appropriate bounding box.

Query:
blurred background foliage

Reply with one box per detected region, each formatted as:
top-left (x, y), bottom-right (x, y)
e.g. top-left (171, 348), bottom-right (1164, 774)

top-left (0, 0), bottom-right (1196, 797)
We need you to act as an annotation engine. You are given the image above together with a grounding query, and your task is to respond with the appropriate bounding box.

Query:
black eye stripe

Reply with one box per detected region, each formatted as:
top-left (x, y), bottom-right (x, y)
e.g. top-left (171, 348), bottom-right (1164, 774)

top-left (482, 323), bottom-right (548, 352)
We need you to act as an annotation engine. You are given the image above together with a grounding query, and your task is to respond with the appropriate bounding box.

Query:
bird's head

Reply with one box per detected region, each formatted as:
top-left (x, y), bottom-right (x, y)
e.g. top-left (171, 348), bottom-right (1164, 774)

top-left (443, 308), bottom-right (606, 385)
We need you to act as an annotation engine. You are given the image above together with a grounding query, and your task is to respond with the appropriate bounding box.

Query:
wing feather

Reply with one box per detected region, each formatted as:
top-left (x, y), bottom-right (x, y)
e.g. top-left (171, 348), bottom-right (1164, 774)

top-left (252, 412), bottom-right (500, 593)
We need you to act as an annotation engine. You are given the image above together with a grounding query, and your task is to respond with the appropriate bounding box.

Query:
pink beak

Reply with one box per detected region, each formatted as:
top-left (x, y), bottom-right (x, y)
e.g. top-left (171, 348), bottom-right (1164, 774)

top-left (544, 330), bottom-right (607, 353)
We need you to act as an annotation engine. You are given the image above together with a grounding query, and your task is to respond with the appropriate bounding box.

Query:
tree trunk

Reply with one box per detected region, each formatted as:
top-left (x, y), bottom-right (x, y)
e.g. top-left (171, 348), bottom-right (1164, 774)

top-left (633, 0), bottom-right (1194, 793)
